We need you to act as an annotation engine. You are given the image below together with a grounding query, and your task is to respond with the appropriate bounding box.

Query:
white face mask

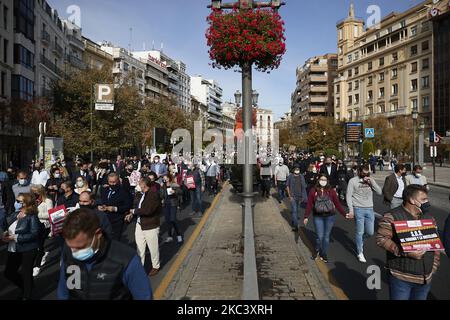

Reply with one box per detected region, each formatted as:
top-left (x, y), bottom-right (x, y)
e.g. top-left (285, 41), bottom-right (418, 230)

top-left (415, 173), bottom-right (422, 178)
top-left (319, 180), bottom-right (328, 187)
top-left (54, 174), bottom-right (61, 179)
top-left (76, 181), bottom-right (84, 188)
top-left (312, 169), bottom-right (317, 174)
top-left (294, 170), bottom-right (300, 175)
top-left (19, 179), bottom-right (27, 186)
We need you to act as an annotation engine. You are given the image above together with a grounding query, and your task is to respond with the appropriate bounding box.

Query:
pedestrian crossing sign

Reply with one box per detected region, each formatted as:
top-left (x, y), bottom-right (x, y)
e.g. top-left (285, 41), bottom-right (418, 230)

top-left (365, 128), bottom-right (375, 138)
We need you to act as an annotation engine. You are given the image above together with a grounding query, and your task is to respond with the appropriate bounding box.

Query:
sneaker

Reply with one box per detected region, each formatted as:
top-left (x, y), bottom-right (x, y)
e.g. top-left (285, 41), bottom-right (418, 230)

top-left (148, 268), bottom-right (159, 277)
top-left (177, 236), bottom-right (183, 243)
top-left (40, 252), bottom-right (50, 266)
top-left (312, 250), bottom-right (320, 260)
top-left (164, 237), bottom-right (174, 243)
top-left (320, 255), bottom-right (329, 263)
top-left (33, 267), bottom-right (41, 277)
top-left (357, 253), bottom-right (367, 263)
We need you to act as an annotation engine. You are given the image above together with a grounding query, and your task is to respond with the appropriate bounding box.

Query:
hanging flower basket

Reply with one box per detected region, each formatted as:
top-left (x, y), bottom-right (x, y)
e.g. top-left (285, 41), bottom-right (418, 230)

top-left (206, 6), bottom-right (286, 72)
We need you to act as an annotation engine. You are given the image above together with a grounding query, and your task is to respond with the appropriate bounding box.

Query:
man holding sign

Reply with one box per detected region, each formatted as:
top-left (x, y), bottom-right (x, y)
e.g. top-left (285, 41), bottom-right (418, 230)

top-left (377, 185), bottom-right (441, 300)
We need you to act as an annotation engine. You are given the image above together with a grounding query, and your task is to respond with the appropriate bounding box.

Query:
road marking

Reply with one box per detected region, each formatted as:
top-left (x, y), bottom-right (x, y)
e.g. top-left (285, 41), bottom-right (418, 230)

top-left (153, 182), bottom-right (227, 300)
top-left (279, 201), bottom-right (349, 300)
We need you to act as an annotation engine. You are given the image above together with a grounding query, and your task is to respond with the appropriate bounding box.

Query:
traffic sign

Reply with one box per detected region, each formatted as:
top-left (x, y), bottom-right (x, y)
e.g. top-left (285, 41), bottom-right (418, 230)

top-left (365, 128), bottom-right (375, 138)
top-left (430, 146), bottom-right (437, 158)
top-left (345, 122), bottom-right (363, 143)
top-left (95, 84), bottom-right (114, 111)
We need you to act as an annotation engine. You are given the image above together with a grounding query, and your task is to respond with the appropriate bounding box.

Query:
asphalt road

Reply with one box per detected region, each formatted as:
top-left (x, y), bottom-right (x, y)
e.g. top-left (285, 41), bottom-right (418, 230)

top-left (0, 190), bottom-right (217, 300)
top-left (278, 178), bottom-right (450, 300)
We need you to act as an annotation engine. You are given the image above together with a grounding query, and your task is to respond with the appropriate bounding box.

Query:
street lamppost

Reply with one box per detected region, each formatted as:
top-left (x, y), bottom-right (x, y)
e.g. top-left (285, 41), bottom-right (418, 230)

top-left (412, 106), bottom-right (418, 168)
top-left (208, 0), bottom-right (285, 301)
top-left (234, 90), bottom-right (242, 108)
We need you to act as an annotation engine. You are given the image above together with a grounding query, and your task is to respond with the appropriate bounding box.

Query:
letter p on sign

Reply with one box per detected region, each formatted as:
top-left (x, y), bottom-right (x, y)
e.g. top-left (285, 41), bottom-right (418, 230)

top-left (96, 84), bottom-right (114, 103)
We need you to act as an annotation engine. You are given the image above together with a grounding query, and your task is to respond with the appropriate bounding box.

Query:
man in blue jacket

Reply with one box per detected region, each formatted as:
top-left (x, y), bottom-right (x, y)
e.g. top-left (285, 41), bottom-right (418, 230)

top-left (445, 213), bottom-right (450, 257)
top-left (58, 209), bottom-right (152, 300)
top-left (98, 173), bottom-right (131, 241)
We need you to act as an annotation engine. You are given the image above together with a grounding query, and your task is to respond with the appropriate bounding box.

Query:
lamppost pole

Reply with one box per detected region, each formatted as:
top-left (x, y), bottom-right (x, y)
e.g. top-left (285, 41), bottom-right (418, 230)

top-left (412, 107), bottom-right (418, 168)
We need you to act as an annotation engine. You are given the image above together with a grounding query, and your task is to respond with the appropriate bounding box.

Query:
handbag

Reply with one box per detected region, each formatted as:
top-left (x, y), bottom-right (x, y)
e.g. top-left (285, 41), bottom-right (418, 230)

top-left (314, 192), bottom-right (335, 215)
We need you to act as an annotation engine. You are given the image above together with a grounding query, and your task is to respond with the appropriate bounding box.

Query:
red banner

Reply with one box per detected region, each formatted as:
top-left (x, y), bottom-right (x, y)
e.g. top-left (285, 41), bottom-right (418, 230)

top-left (48, 205), bottom-right (68, 236)
top-left (393, 219), bottom-right (445, 253)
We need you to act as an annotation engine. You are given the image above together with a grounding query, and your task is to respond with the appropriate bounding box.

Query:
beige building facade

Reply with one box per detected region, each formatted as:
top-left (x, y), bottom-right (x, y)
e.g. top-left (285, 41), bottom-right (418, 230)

top-left (334, 1), bottom-right (444, 130)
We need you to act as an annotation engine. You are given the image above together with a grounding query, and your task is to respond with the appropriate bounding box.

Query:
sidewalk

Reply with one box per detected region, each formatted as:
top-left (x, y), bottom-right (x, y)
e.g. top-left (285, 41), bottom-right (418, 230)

top-left (372, 165), bottom-right (450, 189)
top-left (163, 183), bottom-right (335, 300)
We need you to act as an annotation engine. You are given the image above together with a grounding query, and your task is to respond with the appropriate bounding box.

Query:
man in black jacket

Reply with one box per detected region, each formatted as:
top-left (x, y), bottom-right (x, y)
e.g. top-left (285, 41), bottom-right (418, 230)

top-left (57, 181), bottom-right (80, 209)
top-left (319, 157), bottom-right (339, 188)
top-left (98, 173), bottom-right (132, 241)
top-left (78, 191), bottom-right (113, 238)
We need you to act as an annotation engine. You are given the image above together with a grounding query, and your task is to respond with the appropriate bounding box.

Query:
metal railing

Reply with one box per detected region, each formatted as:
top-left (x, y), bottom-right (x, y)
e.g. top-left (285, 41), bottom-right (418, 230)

top-left (40, 54), bottom-right (63, 77)
top-left (41, 30), bottom-right (50, 44)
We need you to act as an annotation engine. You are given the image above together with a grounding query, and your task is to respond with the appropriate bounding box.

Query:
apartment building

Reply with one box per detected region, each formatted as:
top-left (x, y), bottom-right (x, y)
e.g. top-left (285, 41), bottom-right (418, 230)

top-left (191, 95), bottom-right (209, 131)
top-left (101, 45), bottom-right (147, 97)
top-left (291, 54), bottom-right (337, 134)
top-left (190, 75), bottom-right (223, 128)
top-left (82, 37), bottom-right (113, 70)
top-left (334, 1), bottom-right (438, 129)
top-left (255, 108), bottom-right (274, 145)
top-left (0, 0), bottom-right (13, 103)
top-left (64, 20), bottom-right (86, 73)
top-left (145, 50), bottom-right (191, 112)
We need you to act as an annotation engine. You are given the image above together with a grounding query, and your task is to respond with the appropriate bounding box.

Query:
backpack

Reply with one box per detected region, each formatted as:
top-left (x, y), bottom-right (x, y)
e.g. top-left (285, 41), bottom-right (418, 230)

top-left (314, 191), bottom-right (335, 215)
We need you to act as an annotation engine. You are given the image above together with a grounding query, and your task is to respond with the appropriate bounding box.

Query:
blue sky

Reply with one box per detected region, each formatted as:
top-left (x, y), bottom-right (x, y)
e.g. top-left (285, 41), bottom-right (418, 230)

top-left (49, 0), bottom-right (424, 120)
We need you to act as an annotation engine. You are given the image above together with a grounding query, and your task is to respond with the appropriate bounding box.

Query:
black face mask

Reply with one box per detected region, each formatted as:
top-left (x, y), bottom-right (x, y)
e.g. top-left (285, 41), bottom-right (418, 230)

top-left (79, 204), bottom-right (95, 210)
top-left (419, 202), bottom-right (431, 215)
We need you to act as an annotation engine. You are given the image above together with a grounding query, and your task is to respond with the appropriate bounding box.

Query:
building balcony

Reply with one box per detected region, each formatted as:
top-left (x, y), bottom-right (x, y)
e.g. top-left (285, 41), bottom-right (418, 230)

top-left (385, 107), bottom-right (407, 118)
top-left (67, 35), bottom-right (85, 50)
top-left (208, 108), bottom-right (222, 118)
top-left (40, 54), bottom-right (63, 77)
top-left (53, 43), bottom-right (64, 57)
top-left (40, 87), bottom-right (53, 98)
top-left (309, 96), bottom-right (328, 104)
top-left (41, 30), bottom-right (50, 45)
top-left (66, 54), bottom-right (87, 70)
top-left (310, 85), bottom-right (328, 93)
top-left (168, 82), bottom-right (180, 93)
top-left (309, 75), bottom-right (328, 83)
top-left (168, 72), bottom-right (179, 81)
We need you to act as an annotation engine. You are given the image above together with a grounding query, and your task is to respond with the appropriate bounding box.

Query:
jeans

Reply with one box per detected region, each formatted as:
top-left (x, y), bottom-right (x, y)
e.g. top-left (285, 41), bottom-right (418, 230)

top-left (277, 181), bottom-right (287, 201)
top-left (260, 178), bottom-right (271, 197)
top-left (190, 188), bottom-right (203, 213)
top-left (4, 249), bottom-right (38, 299)
top-left (389, 274), bottom-right (432, 300)
top-left (290, 198), bottom-right (302, 227)
top-left (313, 215), bottom-right (336, 257)
top-left (164, 205), bottom-right (181, 238)
top-left (354, 208), bottom-right (375, 255)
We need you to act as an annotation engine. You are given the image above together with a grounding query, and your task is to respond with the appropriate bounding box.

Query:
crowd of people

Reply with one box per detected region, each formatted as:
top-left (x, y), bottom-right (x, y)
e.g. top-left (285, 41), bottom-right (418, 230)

top-left (256, 151), bottom-right (449, 300)
top-left (0, 150), bottom-right (449, 301)
top-left (0, 153), bottom-right (224, 300)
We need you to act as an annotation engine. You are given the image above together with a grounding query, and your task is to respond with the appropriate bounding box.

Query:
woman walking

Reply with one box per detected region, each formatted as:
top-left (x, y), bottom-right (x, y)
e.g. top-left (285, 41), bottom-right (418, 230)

top-left (30, 185), bottom-right (53, 277)
top-left (161, 174), bottom-right (183, 244)
top-left (304, 174), bottom-right (351, 263)
top-left (2, 193), bottom-right (41, 300)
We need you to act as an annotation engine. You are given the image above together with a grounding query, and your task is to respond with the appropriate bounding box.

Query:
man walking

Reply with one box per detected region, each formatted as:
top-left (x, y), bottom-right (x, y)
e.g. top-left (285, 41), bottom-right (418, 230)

top-left (405, 165), bottom-right (428, 190)
top-left (98, 173), bottom-right (132, 241)
top-left (383, 164), bottom-right (407, 209)
top-left (377, 185), bottom-right (440, 300)
top-left (274, 159), bottom-right (290, 203)
top-left (286, 165), bottom-right (307, 232)
top-left (319, 157), bottom-right (338, 189)
top-left (205, 158), bottom-right (219, 195)
top-left (346, 165), bottom-right (382, 263)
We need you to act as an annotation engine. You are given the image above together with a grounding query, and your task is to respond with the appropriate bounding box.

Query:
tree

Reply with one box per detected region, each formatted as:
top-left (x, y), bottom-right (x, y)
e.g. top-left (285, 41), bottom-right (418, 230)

top-left (303, 117), bottom-right (344, 153)
top-left (362, 141), bottom-right (375, 160)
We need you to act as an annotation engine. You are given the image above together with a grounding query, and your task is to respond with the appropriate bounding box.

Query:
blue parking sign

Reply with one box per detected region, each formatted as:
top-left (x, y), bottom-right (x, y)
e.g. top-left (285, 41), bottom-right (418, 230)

top-left (365, 128), bottom-right (375, 138)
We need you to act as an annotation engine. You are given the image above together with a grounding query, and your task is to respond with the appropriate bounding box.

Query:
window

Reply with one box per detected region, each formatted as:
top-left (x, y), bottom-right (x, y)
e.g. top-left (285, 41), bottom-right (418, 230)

top-left (354, 52), bottom-right (359, 60)
top-left (422, 41), bottom-right (429, 51)
top-left (368, 76), bottom-right (373, 86)
top-left (347, 55), bottom-right (352, 63)
top-left (379, 57), bottom-right (385, 66)
top-left (348, 69), bottom-right (352, 77)
top-left (411, 79), bottom-right (418, 91)
top-left (392, 84), bottom-right (398, 96)
top-left (355, 80), bottom-right (359, 90)
top-left (411, 26), bottom-right (418, 36)
top-left (355, 94), bottom-right (360, 104)
top-left (368, 90), bottom-right (373, 101)
top-left (3, 39), bottom-right (8, 63)
top-left (123, 62), bottom-right (129, 71)
top-left (400, 20), bottom-right (406, 28)
top-left (354, 25), bottom-right (359, 37)
top-left (14, 44), bottom-right (34, 70)
top-left (421, 76), bottom-right (430, 89)
top-left (348, 82), bottom-right (353, 91)
top-left (354, 67), bottom-right (359, 75)
top-left (336, 84), bottom-right (340, 93)
top-left (391, 68), bottom-right (398, 79)
top-left (392, 102), bottom-right (399, 111)
top-left (411, 62), bottom-right (418, 73)
top-left (379, 72), bottom-right (385, 82)
top-left (15, 0), bottom-right (35, 41)
top-left (422, 58), bottom-right (430, 70)
top-left (368, 61), bottom-right (373, 71)
top-left (12, 75), bottom-right (34, 101)
top-left (422, 96), bottom-right (430, 109)
top-left (348, 111), bottom-right (353, 121)
top-left (3, 5), bottom-right (8, 30)
top-left (392, 52), bottom-right (398, 62)
top-left (368, 107), bottom-right (373, 115)
top-left (339, 28), bottom-right (343, 40)
top-left (1, 71), bottom-right (5, 97)
top-left (380, 104), bottom-right (386, 113)
top-left (422, 21), bottom-right (429, 32)
top-left (379, 87), bottom-right (385, 98)
top-left (348, 95), bottom-right (353, 105)
top-left (411, 45), bottom-right (418, 56)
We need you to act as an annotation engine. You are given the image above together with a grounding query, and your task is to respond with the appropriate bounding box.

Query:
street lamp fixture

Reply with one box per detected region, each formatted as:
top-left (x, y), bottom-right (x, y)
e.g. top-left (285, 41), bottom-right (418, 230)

top-left (235, 90), bottom-right (242, 107)
top-left (252, 90), bottom-right (259, 107)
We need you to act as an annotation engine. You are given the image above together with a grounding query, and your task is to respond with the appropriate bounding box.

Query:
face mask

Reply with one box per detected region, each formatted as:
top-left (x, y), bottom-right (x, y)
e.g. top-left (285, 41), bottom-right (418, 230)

top-left (402, 172), bottom-right (407, 177)
top-left (279, 163), bottom-right (283, 166)
top-left (319, 181), bottom-right (328, 188)
top-left (54, 173), bottom-right (61, 179)
top-left (415, 173), bottom-right (422, 178)
top-left (76, 182), bottom-right (85, 188)
top-left (14, 201), bottom-right (23, 212)
top-left (155, 159), bottom-right (160, 163)
top-left (417, 201), bottom-right (431, 215)
top-left (312, 169), bottom-right (317, 174)
top-left (79, 204), bottom-right (95, 210)
top-left (294, 170), bottom-right (300, 175)
top-left (109, 185), bottom-right (119, 191)
top-left (61, 163), bottom-right (66, 167)
top-left (18, 179), bottom-right (27, 186)
top-left (71, 236), bottom-right (98, 261)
